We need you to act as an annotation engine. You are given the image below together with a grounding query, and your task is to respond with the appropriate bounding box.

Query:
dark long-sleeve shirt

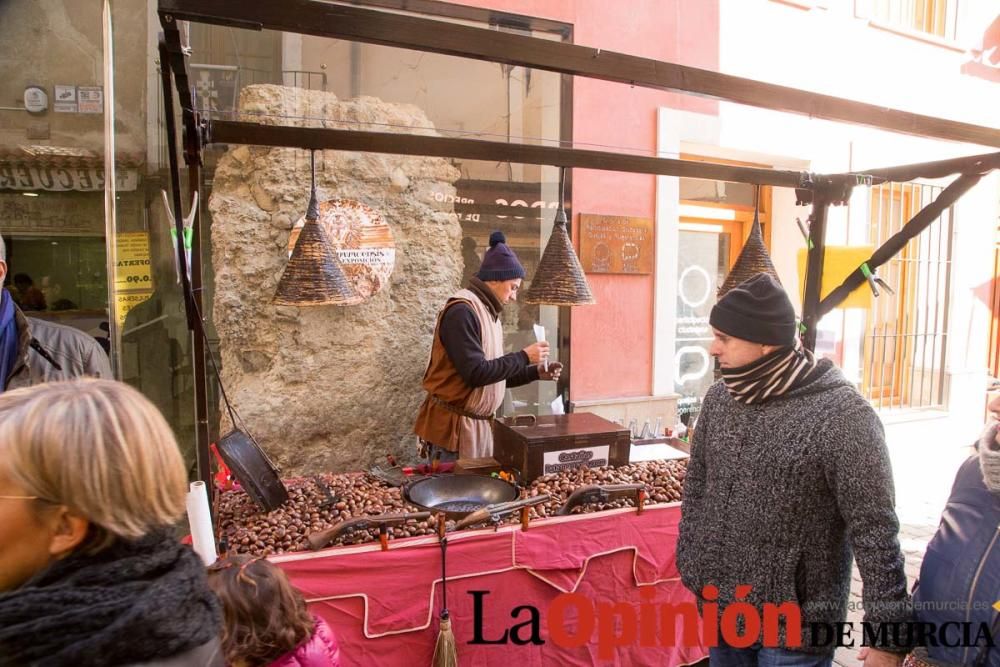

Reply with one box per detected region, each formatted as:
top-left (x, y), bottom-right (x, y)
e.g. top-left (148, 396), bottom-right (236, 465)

top-left (439, 279), bottom-right (539, 389)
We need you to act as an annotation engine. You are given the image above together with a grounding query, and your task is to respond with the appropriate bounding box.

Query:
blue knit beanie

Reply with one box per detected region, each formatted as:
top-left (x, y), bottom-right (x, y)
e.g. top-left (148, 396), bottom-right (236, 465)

top-left (476, 231), bottom-right (526, 282)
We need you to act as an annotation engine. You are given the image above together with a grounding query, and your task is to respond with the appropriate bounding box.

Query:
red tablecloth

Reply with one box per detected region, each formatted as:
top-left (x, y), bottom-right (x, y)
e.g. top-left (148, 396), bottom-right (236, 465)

top-left (274, 503), bottom-right (708, 667)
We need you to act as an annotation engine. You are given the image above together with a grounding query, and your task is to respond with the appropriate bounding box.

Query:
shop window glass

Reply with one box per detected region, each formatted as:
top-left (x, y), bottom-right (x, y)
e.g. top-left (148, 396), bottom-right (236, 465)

top-left (675, 228), bottom-right (731, 425)
top-left (0, 1), bottom-right (112, 360)
top-left (184, 9), bottom-right (571, 419)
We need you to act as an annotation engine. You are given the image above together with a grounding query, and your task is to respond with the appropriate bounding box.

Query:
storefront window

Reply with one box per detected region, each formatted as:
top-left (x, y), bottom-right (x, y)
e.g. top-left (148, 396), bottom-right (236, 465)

top-left (4, 1), bottom-right (572, 475)
top-left (186, 8), bottom-right (571, 418)
top-left (0, 2), bottom-right (114, 359)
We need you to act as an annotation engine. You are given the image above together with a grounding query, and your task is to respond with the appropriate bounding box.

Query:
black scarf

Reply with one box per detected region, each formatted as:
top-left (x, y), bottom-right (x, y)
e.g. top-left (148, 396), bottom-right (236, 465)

top-left (0, 529), bottom-right (221, 667)
top-left (467, 276), bottom-right (503, 320)
top-left (720, 340), bottom-right (823, 405)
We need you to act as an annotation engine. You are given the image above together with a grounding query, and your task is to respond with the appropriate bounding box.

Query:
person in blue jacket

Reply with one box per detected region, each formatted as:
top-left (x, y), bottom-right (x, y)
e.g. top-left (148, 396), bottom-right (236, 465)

top-left (907, 394), bottom-right (1000, 667)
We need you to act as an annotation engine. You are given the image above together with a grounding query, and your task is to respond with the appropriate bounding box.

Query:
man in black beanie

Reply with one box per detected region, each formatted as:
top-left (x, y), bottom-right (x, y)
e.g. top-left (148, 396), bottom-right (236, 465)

top-left (677, 273), bottom-right (911, 666)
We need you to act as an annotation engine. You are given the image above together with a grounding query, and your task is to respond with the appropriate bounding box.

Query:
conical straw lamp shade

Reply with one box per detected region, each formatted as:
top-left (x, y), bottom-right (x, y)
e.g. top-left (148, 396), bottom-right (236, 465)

top-left (717, 186), bottom-right (782, 297)
top-left (521, 169), bottom-right (596, 306)
top-left (273, 153), bottom-right (358, 306)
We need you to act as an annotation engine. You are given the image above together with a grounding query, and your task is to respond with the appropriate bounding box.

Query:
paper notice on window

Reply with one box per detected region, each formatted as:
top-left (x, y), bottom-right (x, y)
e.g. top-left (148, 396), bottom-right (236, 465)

top-left (533, 323), bottom-right (547, 372)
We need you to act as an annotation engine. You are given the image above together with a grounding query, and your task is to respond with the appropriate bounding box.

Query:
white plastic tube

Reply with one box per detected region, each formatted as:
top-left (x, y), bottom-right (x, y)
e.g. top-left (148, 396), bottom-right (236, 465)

top-left (186, 481), bottom-right (218, 565)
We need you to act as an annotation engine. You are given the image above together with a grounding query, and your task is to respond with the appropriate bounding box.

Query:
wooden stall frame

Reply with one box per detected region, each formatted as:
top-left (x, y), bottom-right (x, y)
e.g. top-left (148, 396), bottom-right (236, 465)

top-left (156, 0), bottom-right (1000, 484)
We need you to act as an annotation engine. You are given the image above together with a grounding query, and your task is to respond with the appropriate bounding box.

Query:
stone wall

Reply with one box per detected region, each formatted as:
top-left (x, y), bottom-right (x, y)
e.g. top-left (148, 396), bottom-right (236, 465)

top-left (209, 85), bottom-right (462, 475)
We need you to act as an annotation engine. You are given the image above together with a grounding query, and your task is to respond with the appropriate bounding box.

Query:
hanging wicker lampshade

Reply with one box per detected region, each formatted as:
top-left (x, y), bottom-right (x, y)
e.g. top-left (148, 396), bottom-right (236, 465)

top-left (521, 168), bottom-right (596, 306)
top-left (273, 152), bottom-right (358, 306)
top-left (717, 186), bottom-right (782, 298)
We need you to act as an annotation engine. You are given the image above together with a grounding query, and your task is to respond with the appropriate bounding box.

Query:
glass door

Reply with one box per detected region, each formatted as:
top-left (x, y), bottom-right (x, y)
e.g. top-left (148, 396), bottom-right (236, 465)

top-left (674, 221), bottom-right (740, 424)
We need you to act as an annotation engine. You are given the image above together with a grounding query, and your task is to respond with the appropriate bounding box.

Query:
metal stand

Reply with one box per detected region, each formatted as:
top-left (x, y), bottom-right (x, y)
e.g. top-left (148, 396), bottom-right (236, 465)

top-left (158, 22), bottom-right (212, 488)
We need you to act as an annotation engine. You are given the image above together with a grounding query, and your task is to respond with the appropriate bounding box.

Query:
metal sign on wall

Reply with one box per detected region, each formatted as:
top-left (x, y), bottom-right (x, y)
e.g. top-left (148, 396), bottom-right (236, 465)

top-left (579, 214), bottom-right (654, 274)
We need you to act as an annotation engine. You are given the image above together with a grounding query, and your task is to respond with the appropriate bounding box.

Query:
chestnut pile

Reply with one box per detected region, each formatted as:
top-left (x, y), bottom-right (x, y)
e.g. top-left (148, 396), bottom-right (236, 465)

top-left (217, 459), bottom-right (687, 557)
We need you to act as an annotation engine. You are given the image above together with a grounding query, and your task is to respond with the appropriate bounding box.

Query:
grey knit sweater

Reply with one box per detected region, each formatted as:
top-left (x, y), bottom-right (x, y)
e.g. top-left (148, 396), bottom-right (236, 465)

top-left (677, 360), bottom-right (911, 653)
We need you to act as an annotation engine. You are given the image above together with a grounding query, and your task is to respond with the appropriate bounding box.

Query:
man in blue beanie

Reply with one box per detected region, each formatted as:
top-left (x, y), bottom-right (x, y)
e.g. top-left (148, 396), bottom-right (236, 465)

top-left (677, 273), bottom-right (911, 667)
top-left (414, 231), bottom-right (561, 460)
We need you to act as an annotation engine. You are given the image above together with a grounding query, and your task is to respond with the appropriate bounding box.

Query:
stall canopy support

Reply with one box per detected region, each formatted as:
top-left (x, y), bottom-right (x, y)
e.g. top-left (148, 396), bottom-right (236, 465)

top-left (208, 121), bottom-right (813, 189)
top-left (155, 0), bottom-right (1000, 424)
top-left (159, 18), bottom-right (213, 489)
top-left (800, 196), bottom-right (832, 352)
top-left (157, 0), bottom-right (1000, 148)
top-left (815, 172), bottom-right (984, 320)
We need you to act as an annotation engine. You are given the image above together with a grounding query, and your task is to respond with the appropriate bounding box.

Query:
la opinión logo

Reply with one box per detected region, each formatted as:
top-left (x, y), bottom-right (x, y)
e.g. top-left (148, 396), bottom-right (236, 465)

top-left (468, 586), bottom-right (997, 660)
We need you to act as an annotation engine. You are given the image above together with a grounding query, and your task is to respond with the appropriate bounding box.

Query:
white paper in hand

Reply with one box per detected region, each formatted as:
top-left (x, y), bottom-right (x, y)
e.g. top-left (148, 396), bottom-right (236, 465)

top-left (533, 323), bottom-right (547, 372)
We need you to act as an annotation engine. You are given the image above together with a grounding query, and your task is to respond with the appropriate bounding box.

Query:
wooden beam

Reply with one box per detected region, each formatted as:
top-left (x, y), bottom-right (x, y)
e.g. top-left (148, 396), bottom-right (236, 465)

top-left (208, 120), bottom-right (809, 187)
top-left (856, 151), bottom-right (1000, 183)
top-left (159, 0), bottom-right (1000, 148)
top-left (801, 197), bottom-right (831, 352)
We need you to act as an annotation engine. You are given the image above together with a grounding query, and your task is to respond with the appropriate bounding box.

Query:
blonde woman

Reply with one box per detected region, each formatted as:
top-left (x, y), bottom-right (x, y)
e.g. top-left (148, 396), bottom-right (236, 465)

top-left (0, 379), bottom-right (222, 666)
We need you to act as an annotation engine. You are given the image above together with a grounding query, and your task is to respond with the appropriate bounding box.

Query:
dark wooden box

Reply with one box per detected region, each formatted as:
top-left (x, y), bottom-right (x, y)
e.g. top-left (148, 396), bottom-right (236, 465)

top-left (492, 413), bottom-right (631, 482)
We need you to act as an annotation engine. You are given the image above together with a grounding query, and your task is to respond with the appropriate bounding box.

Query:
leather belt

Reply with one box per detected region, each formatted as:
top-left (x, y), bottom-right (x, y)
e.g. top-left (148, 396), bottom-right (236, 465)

top-left (431, 394), bottom-right (495, 421)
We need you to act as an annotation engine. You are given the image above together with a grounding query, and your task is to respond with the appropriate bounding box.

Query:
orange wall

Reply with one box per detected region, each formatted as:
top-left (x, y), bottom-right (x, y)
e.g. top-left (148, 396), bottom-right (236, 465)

top-left (450, 0), bottom-right (720, 400)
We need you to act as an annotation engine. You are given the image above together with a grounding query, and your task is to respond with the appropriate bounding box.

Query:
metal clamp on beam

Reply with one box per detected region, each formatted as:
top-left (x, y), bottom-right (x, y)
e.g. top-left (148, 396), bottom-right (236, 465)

top-left (860, 262), bottom-right (894, 298)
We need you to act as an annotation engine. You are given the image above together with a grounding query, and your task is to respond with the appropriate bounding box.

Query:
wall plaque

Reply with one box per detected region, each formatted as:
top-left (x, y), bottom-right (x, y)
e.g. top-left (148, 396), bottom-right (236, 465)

top-left (579, 214), bottom-right (653, 274)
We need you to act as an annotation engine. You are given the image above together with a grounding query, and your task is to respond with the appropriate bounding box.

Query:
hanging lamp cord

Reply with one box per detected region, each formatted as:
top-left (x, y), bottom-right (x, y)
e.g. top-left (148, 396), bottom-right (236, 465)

top-left (558, 166), bottom-right (567, 224)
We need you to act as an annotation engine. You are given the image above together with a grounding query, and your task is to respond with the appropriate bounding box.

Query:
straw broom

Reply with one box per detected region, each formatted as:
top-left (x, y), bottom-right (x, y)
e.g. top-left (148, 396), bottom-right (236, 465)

top-left (432, 517), bottom-right (458, 667)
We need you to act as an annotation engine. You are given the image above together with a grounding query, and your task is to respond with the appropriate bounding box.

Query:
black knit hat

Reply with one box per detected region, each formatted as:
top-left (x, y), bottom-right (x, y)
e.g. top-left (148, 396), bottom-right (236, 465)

top-left (476, 231), bottom-right (526, 282)
top-left (709, 273), bottom-right (796, 345)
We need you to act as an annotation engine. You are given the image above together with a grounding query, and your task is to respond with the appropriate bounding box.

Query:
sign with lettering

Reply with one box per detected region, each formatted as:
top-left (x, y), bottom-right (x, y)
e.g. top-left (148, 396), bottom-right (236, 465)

top-left (426, 180), bottom-right (559, 225)
top-left (114, 232), bottom-right (154, 327)
top-left (542, 445), bottom-right (611, 475)
top-left (77, 86), bottom-right (103, 114)
top-left (579, 214), bottom-right (654, 274)
top-left (115, 291), bottom-right (153, 328)
top-left (0, 193), bottom-right (106, 235)
top-left (288, 198), bottom-right (395, 304)
top-left (114, 232), bottom-right (153, 291)
top-left (54, 85), bottom-right (77, 113)
top-left (0, 163), bottom-right (138, 192)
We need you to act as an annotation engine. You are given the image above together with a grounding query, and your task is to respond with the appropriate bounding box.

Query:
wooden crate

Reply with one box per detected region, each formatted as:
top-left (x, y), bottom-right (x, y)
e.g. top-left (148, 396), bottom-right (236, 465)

top-left (492, 413), bottom-right (630, 482)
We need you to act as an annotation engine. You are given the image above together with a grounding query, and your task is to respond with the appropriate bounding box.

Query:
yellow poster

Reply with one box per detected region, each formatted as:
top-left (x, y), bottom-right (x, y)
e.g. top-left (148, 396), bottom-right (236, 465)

top-left (115, 232), bottom-right (154, 291)
top-left (115, 292), bottom-right (153, 327)
top-left (797, 246), bottom-right (875, 310)
top-left (114, 232), bottom-right (153, 326)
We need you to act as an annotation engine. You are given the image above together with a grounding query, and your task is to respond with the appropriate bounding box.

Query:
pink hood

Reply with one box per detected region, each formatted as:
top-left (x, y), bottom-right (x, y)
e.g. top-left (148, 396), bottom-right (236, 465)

top-left (267, 616), bottom-right (341, 667)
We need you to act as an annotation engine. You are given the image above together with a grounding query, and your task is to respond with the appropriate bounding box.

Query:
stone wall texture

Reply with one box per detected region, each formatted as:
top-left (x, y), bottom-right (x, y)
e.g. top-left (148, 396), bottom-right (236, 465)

top-left (209, 85), bottom-right (461, 475)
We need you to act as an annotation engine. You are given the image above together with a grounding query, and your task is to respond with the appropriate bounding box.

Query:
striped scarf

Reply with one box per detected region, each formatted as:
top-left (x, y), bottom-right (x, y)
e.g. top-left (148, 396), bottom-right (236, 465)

top-left (720, 340), bottom-right (822, 405)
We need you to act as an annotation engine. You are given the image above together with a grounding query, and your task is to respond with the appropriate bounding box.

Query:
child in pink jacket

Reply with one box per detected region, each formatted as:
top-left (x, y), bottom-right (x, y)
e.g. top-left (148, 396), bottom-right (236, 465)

top-left (207, 555), bottom-right (341, 667)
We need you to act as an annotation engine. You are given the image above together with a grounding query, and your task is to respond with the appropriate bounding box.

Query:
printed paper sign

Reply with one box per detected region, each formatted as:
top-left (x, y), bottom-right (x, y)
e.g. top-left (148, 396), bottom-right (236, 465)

top-left (542, 445), bottom-right (610, 474)
top-left (77, 86), bottom-right (103, 113)
top-left (54, 85), bottom-right (77, 113)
